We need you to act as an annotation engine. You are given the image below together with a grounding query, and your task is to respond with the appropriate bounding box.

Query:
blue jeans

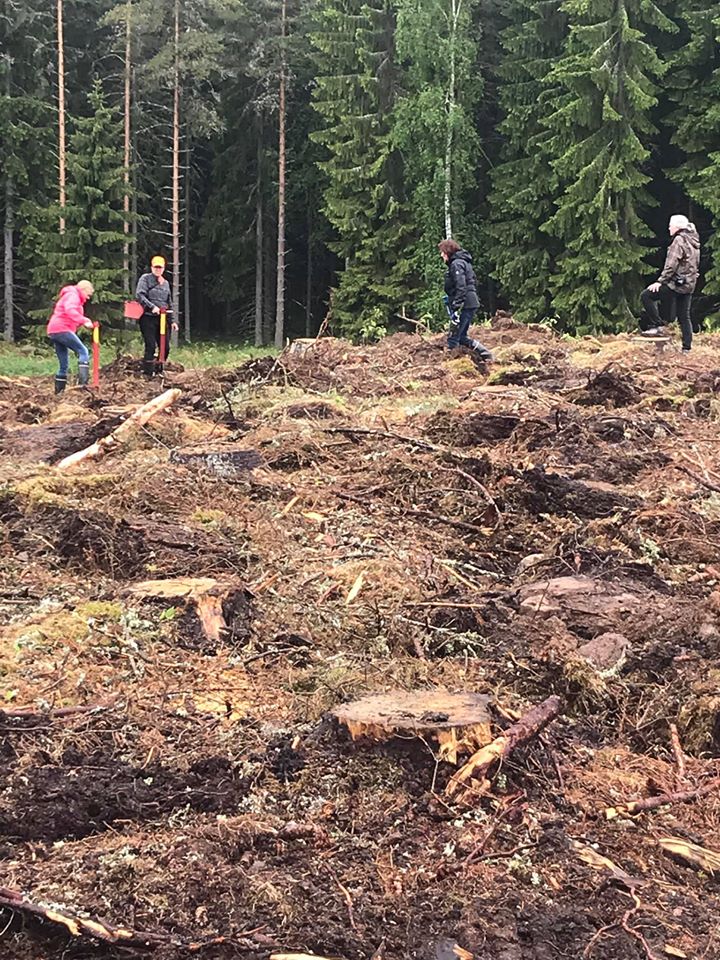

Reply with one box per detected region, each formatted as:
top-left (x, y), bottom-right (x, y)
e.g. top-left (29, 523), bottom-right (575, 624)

top-left (448, 306), bottom-right (477, 348)
top-left (49, 331), bottom-right (89, 377)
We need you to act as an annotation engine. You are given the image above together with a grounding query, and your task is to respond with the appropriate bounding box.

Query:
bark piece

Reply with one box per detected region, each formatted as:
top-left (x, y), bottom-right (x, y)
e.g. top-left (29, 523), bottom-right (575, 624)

top-left (576, 632), bottom-right (629, 673)
top-left (517, 576), bottom-right (639, 623)
top-left (332, 690), bottom-right (493, 764)
top-left (445, 694), bottom-right (563, 798)
top-left (659, 837), bottom-right (720, 874)
top-left (170, 446), bottom-right (264, 479)
top-left (57, 389), bottom-right (181, 470)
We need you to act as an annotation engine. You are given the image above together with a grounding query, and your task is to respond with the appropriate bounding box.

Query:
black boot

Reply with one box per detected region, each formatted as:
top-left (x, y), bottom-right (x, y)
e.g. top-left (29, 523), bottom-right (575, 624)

top-left (142, 359), bottom-right (155, 378)
top-left (77, 362), bottom-right (90, 386)
top-left (54, 375), bottom-right (67, 395)
top-left (471, 340), bottom-right (494, 362)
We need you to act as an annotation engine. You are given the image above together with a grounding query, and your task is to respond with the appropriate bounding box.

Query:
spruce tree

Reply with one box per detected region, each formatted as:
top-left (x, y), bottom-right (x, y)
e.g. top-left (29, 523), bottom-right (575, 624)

top-left (0, 0), bottom-right (53, 340)
top-left (488, 0), bottom-right (567, 322)
top-left (26, 80), bottom-right (128, 316)
top-left (541, 0), bottom-right (676, 333)
top-left (667, 1), bottom-right (720, 297)
top-left (311, 0), bottom-right (413, 338)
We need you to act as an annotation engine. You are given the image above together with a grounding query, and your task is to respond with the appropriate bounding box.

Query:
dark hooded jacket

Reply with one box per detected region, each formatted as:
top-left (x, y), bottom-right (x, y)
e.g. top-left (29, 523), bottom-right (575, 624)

top-left (657, 225), bottom-right (701, 294)
top-left (444, 249), bottom-right (480, 313)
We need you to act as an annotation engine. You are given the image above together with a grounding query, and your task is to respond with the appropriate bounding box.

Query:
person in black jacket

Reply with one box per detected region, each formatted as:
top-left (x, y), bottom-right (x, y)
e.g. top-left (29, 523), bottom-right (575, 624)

top-left (438, 239), bottom-right (493, 361)
top-left (135, 255), bottom-right (177, 375)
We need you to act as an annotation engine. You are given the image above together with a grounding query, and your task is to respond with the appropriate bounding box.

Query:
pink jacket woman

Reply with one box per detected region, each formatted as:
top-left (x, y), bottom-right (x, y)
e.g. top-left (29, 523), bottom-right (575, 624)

top-left (46, 280), bottom-right (94, 394)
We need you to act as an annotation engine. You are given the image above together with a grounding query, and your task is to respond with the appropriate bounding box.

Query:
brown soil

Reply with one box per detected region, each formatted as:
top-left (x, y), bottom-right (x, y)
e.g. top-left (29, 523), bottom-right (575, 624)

top-left (1, 325), bottom-right (720, 960)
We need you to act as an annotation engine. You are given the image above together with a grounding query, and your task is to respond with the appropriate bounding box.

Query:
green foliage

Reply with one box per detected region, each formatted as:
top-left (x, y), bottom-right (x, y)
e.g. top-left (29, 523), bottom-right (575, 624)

top-left (310, 0), bottom-right (416, 338)
top-left (24, 80), bottom-right (129, 319)
top-left (489, 0), bottom-right (567, 323)
top-left (393, 0), bottom-right (483, 318)
top-left (666, 1), bottom-right (720, 296)
top-left (540, 0), bottom-right (677, 333)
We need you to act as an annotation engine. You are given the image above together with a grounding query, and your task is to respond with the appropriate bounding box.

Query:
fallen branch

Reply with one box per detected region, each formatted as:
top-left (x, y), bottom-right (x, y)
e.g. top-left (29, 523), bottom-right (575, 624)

top-left (0, 884), bottom-right (242, 952)
top-left (669, 722), bottom-right (687, 781)
top-left (604, 777), bottom-right (720, 819)
top-left (57, 388), bottom-right (181, 470)
top-left (0, 885), bottom-right (167, 947)
top-left (675, 463), bottom-right (720, 495)
top-left (323, 425), bottom-right (443, 453)
top-left (0, 699), bottom-right (118, 720)
top-left (445, 695), bottom-right (563, 799)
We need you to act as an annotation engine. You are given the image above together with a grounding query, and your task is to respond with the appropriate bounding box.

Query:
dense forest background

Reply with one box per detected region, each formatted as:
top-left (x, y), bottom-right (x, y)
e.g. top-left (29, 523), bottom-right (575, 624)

top-left (1, 0), bottom-right (719, 344)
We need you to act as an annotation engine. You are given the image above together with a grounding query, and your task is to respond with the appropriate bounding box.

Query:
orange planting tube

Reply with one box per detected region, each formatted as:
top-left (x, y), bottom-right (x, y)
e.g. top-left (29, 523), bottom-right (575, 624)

top-left (91, 322), bottom-right (100, 387)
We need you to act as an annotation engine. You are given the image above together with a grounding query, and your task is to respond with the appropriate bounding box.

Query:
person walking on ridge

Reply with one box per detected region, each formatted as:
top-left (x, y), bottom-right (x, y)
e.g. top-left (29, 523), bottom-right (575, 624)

top-left (639, 215), bottom-right (700, 353)
top-left (438, 239), bottom-right (493, 361)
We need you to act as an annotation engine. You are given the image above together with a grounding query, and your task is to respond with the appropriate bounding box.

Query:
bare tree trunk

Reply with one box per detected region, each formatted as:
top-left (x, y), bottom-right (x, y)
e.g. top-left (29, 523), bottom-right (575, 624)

top-left (274, 0), bottom-right (288, 350)
top-left (263, 201), bottom-right (274, 346)
top-left (184, 136), bottom-right (191, 342)
top-left (254, 130), bottom-right (264, 347)
top-left (443, 0), bottom-right (461, 240)
top-left (3, 68), bottom-right (14, 343)
top-left (131, 63), bottom-right (138, 289)
top-left (3, 175), bottom-right (13, 343)
top-left (305, 201), bottom-right (312, 338)
top-left (57, 0), bottom-right (66, 233)
top-left (171, 0), bottom-right (181, 348)
top-left (123, 0), bottom-right (132, 295)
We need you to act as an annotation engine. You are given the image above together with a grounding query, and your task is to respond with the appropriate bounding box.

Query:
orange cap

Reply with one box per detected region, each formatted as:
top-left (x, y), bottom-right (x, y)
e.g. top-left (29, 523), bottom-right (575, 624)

top-left (151, 255), bottom-right (166, 267)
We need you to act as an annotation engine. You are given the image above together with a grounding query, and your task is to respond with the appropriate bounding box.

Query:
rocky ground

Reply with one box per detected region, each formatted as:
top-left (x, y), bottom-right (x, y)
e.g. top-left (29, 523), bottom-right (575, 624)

top-left (1, 318), bottom-right (719, 960)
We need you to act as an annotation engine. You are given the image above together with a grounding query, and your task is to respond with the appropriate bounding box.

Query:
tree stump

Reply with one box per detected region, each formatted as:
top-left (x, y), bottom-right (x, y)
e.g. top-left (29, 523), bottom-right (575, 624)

top-left (169, 446), bottom-right (264, 479)
top-left (124, 577), bottom-right (251, 651)
top-left (331, 690), bottom-right (493, 764)
top-left (286, 338), bottom-right (318, 357)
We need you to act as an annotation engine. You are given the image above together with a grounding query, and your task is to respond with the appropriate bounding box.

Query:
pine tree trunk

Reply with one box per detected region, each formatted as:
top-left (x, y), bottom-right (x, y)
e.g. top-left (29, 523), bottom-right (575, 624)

top-left (184, 136), bottom-right (191, 342)
top-left (123, 0), bottom-right (132, 295)
top-left (274, 0), bottom-right (288, 350)
top-left (254, 131), bottom-right (264, 347)
top-left (444, 0), bottom-right (460, 240)
top-left (263, 213), bottom-right (274, 346)
top-left (305, 201), bottom-right (313, 338)
top-left (171, 0), bottom-right (181, 348)
top-left (131, 63), bottom-right (138, 289)
top-left (3, 173), bottom-right (13, 343)
top-left (57, 0), bottom-right (66, 233)
top-left (3, 65), bottom-right (13, 344)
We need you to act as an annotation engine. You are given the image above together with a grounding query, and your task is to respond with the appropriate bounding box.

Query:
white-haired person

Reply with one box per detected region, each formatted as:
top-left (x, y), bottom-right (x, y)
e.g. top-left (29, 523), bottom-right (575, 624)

top-left (46, 279), bottom-right (95, 394)
top-left (640, 214), bottom-right (700, 352)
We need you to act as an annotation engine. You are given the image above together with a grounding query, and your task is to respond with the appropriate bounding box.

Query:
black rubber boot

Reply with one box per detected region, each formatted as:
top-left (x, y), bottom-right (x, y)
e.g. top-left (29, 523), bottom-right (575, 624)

top-left (471, 340), bottom-right (494, 362)
top-left (142, 359), bottom-right (155, 378)
top-left (54, 375), bottom-right (67, 395)
top-left (77, 362), bottom-right (90, 386)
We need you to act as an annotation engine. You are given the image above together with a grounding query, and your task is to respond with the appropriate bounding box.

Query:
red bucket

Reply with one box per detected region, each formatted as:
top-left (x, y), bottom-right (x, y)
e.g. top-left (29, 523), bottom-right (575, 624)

top-left (123, 300), bottom-right (144, 320)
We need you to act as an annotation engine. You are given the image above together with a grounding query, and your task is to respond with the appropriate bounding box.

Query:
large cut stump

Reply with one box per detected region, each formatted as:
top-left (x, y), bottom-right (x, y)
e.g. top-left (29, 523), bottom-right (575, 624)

top-left (124, 577), bottom-right (252, 652)
top-left (170, 446), bottom-right (263, 479)
top-left (331, 690), bottom-right (493, 764)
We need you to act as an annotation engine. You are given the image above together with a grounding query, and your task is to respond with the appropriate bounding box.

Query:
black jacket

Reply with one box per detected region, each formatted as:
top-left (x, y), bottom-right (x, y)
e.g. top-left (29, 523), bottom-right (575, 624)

top-left (444, 250), bottom-right (480, 313)
top-left (136, 273), bottom-right (173, 316)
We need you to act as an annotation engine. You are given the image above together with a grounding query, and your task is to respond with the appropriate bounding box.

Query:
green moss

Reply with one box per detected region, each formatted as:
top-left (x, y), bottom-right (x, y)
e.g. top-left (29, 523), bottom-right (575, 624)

top-left (76, 600), bottom-right (123, 622)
